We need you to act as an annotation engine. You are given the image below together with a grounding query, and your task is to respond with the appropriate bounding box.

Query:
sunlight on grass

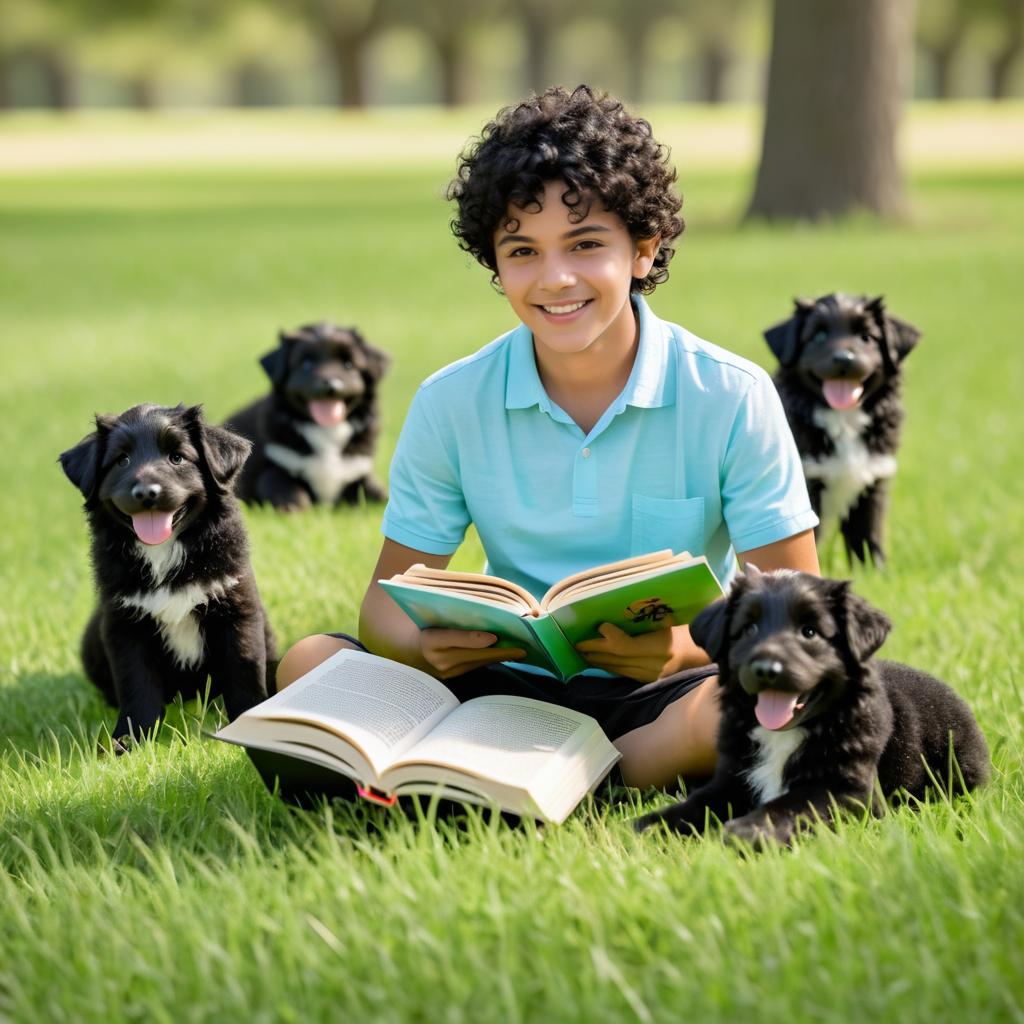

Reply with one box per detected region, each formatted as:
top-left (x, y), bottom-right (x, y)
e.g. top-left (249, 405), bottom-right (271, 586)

top-left (1, 120), bottom-right (1022, 1021)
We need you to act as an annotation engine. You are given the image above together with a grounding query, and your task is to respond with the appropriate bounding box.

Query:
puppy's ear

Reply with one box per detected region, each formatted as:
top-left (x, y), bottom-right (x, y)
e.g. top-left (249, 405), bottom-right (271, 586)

top-left (260, 331), bottom-right (297, 384)
top-left (59, 413), bottom-right (116, 501)
top-left (867, 296), bottom-right (921, 373)
top-left (691, 574), bottom-right (750, 665)
top-left (352, 329), bottom-right (390, 381)
top-left (832, 581), bottom-right (892, 662)
top-left (184, 405), bottom-right (252, 492)
top-left (689, 597), bottom-right (730, 665)
top-left (763, 298), bottom-right (814, 368)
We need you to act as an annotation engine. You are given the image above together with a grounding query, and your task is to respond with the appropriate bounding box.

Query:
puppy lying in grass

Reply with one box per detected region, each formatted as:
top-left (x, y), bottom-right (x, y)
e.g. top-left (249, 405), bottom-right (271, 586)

top-left (60, 403), bottom-right (275, 750)
top-left (634, 567), bottom-right (989, 846)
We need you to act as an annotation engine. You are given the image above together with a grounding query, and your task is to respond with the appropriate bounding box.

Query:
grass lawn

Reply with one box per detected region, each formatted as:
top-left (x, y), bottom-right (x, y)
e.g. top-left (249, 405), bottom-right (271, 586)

top-left (1, 109), bottom-right (1023, 1022)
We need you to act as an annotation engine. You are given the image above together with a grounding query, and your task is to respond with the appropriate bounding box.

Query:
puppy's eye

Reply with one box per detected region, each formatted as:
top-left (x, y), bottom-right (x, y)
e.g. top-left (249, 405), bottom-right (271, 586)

top-left (801, 625), bottom-right (817, 639)
top-left (343, 360), bottom-right (354, 370)
top-left (813, 330), bottom-right (828, 343)
top-left (117, 454), bottom-right (130, 468)
top-left (742, 622), bottom-right (759, 637)
top-left (861, 333), bottom-right (871, 342)
top-left (168, 453), bottom-right (184, 465)
top-left (300, 357), bottom-right (315, 369)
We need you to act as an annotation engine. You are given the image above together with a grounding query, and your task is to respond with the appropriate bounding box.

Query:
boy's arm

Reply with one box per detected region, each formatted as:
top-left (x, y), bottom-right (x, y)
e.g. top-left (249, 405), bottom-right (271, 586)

top-left (359, 538), bottom-right (525, 679)
top-left (577, 529), bottom-right (820, 682)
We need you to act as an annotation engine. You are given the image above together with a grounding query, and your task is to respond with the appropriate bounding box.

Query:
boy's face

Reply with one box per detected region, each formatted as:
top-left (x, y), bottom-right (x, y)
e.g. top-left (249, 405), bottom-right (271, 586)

top-left (493, 179), bottom-right (659, 363)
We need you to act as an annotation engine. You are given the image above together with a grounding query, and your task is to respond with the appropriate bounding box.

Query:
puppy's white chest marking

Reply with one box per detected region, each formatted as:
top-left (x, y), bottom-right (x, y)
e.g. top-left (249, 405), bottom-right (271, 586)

top-left (802, 407), bottom-right (897, 534)
top-left (265, 420), bottom-right (371, 505)
top-left (136, 539), bottom-right (186, 586)
top-left (745, 725), bottom-right (808, 804)
top-left (118, 576), bottom-right (239, 670)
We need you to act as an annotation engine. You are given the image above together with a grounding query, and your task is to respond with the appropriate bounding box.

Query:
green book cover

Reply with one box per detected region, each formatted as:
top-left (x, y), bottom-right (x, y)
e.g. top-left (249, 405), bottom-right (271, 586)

top-left (379, 555), bottom-right (723, 682)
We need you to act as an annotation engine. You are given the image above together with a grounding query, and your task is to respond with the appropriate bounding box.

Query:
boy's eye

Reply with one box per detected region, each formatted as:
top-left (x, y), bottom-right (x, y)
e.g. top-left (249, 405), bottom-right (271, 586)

top-left (573, 239), bottom-right (603, 250)
top-left (508, 247), bottom-right (534, 258)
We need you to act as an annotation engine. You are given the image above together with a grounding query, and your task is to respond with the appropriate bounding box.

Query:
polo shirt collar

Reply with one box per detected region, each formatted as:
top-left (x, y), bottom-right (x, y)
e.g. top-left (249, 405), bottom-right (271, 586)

top-left (504, 294), bottom-right (676, 412)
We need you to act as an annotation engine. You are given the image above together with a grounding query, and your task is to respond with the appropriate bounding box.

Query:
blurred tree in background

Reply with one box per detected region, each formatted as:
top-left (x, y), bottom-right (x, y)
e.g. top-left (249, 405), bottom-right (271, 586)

top-left (748, 0), bottom-right (914, 221)
top-left (0, 0), bottom-right (1021, 110)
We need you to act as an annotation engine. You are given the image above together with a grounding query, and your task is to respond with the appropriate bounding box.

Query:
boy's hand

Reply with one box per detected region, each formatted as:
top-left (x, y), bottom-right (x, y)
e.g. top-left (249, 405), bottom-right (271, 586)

top-left (576, 623), bottom-right (708, 683)
top-left (420, 628), bottom-right (525, 680)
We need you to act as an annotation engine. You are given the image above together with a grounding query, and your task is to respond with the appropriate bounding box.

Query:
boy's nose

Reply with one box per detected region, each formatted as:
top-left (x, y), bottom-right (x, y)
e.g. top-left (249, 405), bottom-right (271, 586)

top-left (538, 258), bottom-right (577, 291)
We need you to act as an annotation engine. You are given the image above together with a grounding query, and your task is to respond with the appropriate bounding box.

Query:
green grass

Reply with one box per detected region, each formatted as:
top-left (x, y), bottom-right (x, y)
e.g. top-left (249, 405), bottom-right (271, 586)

top-left (2, 126), bottom-right (1024, 1022)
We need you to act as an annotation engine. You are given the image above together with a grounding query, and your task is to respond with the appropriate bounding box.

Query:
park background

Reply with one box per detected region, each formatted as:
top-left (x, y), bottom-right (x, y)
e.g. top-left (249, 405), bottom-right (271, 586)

top-left (2, 1), bottom-right (1024, 1021)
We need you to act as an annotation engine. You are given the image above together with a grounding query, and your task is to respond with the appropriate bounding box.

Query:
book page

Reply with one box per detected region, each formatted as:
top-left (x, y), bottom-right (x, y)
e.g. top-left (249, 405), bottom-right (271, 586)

top-left (244, 649), bottom-right (460, 776)
top-left (539, 549), bottom-right (679, 607)
top-left (545, 553), bottom-right (705, 611)
top-left (392, 695), bottom-right (595, 788)
top-left (394, 565), bottom-right (540, 613)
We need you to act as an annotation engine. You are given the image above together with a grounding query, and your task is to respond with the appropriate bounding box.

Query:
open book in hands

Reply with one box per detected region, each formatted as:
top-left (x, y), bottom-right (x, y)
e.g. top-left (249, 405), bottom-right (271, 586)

top-left (379, 549), bottom-right (724, 680)
top-left (213, 649), bottom-right (621, 823)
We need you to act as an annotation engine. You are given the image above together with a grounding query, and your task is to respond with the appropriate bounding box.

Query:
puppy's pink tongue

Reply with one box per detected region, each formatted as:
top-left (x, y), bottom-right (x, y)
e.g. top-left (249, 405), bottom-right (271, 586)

top-left (823, 380), bottom-right (864, 410)
top-left (309, 399), bottom-right (346, 427)
top-left (132, 511), bottom-right (174, 546)
top-left (755, 690), bottom-right (800, 730)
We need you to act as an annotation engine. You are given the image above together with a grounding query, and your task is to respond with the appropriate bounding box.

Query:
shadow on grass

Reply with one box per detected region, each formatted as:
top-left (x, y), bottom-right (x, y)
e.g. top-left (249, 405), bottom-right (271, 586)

top-left (0, 670), bottom-right (105, 757)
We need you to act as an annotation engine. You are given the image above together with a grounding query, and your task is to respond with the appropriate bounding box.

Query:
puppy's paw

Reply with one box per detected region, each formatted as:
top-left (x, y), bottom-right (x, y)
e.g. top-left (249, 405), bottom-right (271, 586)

top-left (633, 802), bottom-right (703, 837)
top-left (724, 813), bottom-right (790, 850)
top-left (97, 734), bottom-right (135, 758)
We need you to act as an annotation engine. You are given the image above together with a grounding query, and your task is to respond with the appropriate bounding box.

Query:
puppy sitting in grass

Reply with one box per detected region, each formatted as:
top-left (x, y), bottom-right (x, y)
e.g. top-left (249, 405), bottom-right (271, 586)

top-left (225, 321), bottom-right (389, 510)
top-left (60, 403), bottom-right (275, 750)
top-left (634, 567), bottom-right (989, 846)
top-left (765, 293), bottom-right (921, 566)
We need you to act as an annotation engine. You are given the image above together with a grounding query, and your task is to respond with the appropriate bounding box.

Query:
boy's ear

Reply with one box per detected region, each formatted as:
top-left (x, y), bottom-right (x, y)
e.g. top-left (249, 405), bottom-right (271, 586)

top-left (633, 234), bottom-right (661, 279)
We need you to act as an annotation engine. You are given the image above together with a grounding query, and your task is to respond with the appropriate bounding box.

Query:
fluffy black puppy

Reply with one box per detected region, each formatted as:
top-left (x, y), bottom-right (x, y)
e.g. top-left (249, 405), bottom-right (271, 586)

top-left (225, 321), bottom-right (389, 510)
top-left (60, 403), bottom-right (275, 749)
top-left (634, 568), bottom-right (989, 847)
top-left (765, 293), bottom-right (921, 565)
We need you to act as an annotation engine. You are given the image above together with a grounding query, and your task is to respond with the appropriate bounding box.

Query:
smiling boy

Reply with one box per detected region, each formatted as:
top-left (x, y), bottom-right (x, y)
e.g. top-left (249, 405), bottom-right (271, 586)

top-left (277, 86), bottom-right (820, 789)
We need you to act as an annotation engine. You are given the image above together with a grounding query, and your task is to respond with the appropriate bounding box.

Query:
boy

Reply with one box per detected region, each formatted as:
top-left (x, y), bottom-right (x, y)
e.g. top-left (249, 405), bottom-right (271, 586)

top-left (277, 86), bottom-right (819, 789)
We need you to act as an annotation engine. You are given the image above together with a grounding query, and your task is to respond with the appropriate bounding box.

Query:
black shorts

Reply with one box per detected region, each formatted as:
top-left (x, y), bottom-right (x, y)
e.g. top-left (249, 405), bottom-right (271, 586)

top-left (325, 633), bottom-right (718, 742)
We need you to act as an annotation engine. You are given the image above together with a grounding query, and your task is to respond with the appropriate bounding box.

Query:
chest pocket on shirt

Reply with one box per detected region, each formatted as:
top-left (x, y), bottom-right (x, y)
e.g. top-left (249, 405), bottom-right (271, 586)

top-left (631, 495), bottom-right (705, 558)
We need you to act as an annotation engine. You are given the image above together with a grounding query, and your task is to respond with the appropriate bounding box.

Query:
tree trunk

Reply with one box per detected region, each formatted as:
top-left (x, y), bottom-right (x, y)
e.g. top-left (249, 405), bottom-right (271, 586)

top-left (746, 0), bottom-right (914, 221)
top-left (37, 48), bottom-right (77, 110)
top-left (699, 44), bottom-right (729, 103)
top-left (930, 44), bottom-right (958, 99)
top-left (521, 9), bottom-right (550, 96)
top-left (435, 33), bottom-right (464, 106)
top-left (989, 24), bottom-right (1022, 99)
top-left (127, 75), bottom-right (159, 110)
top-left (326, 31), bottom-right (367, 108)
top-left (0, 55), bottom-right (9, 110)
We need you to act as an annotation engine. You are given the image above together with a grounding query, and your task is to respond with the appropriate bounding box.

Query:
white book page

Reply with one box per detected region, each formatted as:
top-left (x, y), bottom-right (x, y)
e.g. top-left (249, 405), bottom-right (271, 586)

top-left (392, 695), bottom-right (600, 789)
top-left (244, 649), bottom-right (459, 776)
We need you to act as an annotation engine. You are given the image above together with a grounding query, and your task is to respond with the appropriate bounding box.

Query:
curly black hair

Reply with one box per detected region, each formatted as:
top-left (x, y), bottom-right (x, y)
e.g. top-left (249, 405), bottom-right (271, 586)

top-left (446, 85), bottom-right (684, 294)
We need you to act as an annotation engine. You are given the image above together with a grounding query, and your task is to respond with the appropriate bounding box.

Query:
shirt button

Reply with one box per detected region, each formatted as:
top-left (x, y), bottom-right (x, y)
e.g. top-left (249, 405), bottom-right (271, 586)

top-left (581, 447), bottom-right (591, 458)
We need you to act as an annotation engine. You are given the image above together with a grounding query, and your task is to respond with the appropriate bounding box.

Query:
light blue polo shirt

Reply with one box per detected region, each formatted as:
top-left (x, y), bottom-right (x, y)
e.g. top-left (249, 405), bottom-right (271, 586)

top-left (382, 296), bottom-right (817, 599)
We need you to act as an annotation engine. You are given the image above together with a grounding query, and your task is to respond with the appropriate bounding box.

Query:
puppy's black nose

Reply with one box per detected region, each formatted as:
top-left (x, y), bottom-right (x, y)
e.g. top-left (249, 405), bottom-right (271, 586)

top-left (132, 482), bottom-right (162, 506)
top-left (831, 350), bottom-right (856, 370)
top-left (326, 377), bottom-right (345, 395)
top-left (749, 658), bottom-right (784, 683)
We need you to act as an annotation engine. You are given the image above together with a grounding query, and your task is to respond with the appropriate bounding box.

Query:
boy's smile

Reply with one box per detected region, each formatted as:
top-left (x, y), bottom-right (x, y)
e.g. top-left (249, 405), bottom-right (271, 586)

top-left (493, 180), bottom-right (659, 371)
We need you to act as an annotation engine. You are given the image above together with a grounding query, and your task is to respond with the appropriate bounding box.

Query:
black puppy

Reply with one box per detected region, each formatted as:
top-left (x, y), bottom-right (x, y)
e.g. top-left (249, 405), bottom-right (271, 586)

top-left (765, 293), bottom-right (921, 565)
top-left (60, 404), bottom-right (275, 748)
top-left (225, 321), bottom-right (389, 510)
top-left (634, 568), bottom-right (989, 846)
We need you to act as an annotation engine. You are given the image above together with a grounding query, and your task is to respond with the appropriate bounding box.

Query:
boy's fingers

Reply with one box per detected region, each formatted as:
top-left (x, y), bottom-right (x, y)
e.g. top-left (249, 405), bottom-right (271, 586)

top-left (423, 628), bottom-right (498, 649)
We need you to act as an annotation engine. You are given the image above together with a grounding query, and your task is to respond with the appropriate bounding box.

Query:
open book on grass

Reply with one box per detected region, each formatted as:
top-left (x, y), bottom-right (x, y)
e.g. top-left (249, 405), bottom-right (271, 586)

top-left (379, 549), bottom-right (724, 680)
top-left (213, 648), bottom-right (621, 823)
